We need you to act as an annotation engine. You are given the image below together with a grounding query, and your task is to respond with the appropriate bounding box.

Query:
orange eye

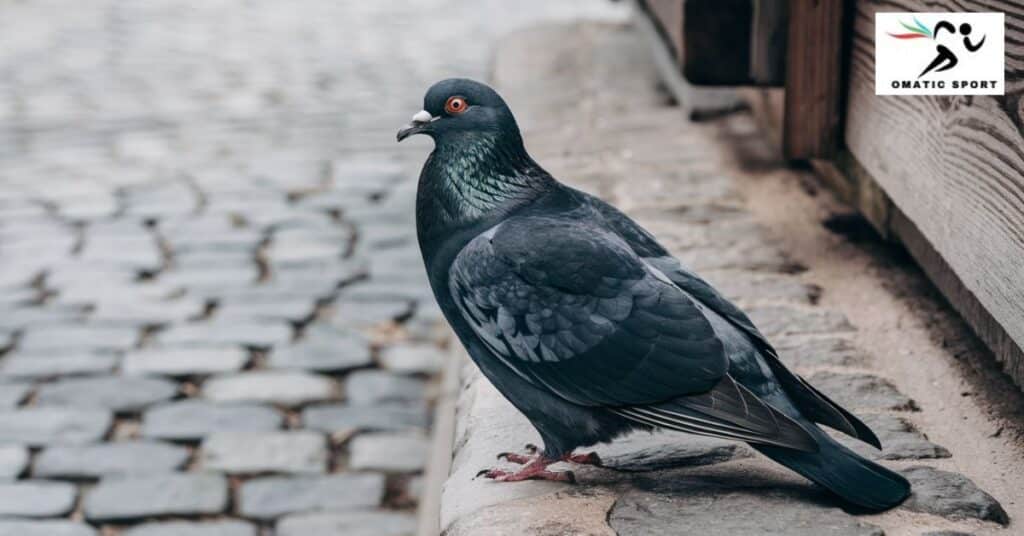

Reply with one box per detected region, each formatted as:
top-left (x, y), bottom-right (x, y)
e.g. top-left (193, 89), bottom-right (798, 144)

top-left (445, 96), bottom-right (468, 115)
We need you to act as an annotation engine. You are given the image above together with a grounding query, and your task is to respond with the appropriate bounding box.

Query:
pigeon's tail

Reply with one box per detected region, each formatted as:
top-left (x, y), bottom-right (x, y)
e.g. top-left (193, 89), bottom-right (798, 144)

top-left (753, 426), bottom-right (911, 511)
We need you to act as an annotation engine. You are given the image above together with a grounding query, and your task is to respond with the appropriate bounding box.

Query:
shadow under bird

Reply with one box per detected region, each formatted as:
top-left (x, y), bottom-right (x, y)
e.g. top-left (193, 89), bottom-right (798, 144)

top-left (399, 78), bottom-right (911, 511)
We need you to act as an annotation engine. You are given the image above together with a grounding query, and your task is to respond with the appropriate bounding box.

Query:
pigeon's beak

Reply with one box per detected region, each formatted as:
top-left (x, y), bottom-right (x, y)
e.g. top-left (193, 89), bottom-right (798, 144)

top-left (397, 110), bottom-right (436, 142)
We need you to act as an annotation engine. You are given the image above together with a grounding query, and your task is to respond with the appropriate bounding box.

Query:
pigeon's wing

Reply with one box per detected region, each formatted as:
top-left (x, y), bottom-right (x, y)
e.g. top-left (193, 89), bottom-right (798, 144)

top-left (450, 215), bottom-right (816, 451)
top-left (649, 257), bottom-right (881, 449)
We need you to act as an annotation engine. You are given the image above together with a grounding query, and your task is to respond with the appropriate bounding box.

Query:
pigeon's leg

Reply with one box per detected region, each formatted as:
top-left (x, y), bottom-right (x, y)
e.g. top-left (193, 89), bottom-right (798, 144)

top-left (563, 451), bottom-right (603, 466)
top-left (476, 456), bottom-right (576, 483)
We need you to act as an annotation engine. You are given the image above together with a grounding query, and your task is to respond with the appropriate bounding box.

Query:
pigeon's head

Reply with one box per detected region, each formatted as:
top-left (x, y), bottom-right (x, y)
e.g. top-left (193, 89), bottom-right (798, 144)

top-left (397, 78), bottom-right (519, 144)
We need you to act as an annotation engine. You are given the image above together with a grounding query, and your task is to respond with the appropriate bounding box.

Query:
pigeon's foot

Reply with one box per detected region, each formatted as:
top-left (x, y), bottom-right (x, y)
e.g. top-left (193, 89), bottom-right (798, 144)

top-left (476, 456), bottom-right (576, 483)
top-left (496, 444), bottom-right (602, 467)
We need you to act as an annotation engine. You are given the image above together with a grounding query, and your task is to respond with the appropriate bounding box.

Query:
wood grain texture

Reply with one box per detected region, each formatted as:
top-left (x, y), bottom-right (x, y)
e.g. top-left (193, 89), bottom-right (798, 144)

top-left (784, 0), bottom-right (847, 159)
top-left (845, 0), bottom-right (1024, 387)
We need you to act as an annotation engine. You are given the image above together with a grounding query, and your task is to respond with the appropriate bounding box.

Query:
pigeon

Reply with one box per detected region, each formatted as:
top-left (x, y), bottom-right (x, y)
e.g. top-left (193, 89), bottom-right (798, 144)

top-left (399, 78), bottom-right (911, 511)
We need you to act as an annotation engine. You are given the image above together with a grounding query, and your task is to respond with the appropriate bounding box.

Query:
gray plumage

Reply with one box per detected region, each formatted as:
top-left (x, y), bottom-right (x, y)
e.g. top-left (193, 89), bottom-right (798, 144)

top-left (401, 78), bottom-right (910, 511)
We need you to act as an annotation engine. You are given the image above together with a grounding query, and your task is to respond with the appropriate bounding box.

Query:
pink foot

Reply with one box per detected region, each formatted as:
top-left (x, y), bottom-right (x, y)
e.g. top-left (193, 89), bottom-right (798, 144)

top-left (476, 457), bottom-right (576, 483)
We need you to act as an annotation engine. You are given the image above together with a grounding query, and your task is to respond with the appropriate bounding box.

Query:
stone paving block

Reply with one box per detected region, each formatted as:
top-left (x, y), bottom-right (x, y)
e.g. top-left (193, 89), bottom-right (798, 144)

top-left (239, 472), bottom-right (385, 519)
top-left (123, 346), bottom-right (249, 376)
top-left (341, 280), bottom-right (432, 303)
top-left (379, 342), bottom-right (445, 374)
top-left (0, 480), bottom-right (77, 517)
top-left (121, 520), bottom-right (256, 536)
top-left (84, 473), bottom-right (228, 521)
top-left (35, 440), bottom-right (190, 478)
top-left (808, 371), bottom-right (919, 412)
top-left (302, 403), bottom-right (429, 434)
top-left (201, 431), bottom-right (327, 474)
top-left (0, 445), bottom-right (28, 479)
top-left (157, 320), bottom-right (292, 348)
top-left (0, 520), bottom-right (97, 536)
top-left (266, 239), bottom-right (346, 268)
top-left (269, 325), bottom-right (372, 372)
top-left (348, 431), bottom-right (428, 473)
top-left (269, 259), bottom-right (368, 291)
top-left (0, 352), bottom-right (119, 379)
top-left (36, 376), bottom-right (178, 412)
top-left (90, 297), bottom-right (203, 326)
top-left (837, 414), bottom-right (950, 461)
top-left (160, 266), bottom-right (261, 295)
top-left (900, 466), bottom-right (1008, 525)
top-left (18, 324), bottom-right (139, 352)
top-left (327, 298), bottom-right (413, 329)
top-left (746, 305), bottom-right (855, 337)
top-left (141, 400), bottom-right (283, 440)
top-left (607, 480), bottom-right (884, 536)
top-left (0, 381), bottom-right (32, 407)
top-left (773, 337), bottom-right (868, 369)
top-left (203, 370), bottom-right (336, 406)
top-left (121, 520), bottom-right (257, 536)
top-left (79, 236), bottom-right (162, 270)
top-left (0, 305), bottom-right (87, 331)
top-left (0, 407), bottom-right (112, 446)
top-left (214, 296), bottom-right (315, 322)
top-left (344, 370), bottom-right (426, 405)
top-left (276, 511), bottom-right (417, 536)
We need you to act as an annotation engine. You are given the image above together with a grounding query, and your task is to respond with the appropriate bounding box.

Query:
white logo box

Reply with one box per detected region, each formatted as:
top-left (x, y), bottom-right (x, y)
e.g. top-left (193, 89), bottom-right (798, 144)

top-left (875, 12), bottom-right (1004, 95)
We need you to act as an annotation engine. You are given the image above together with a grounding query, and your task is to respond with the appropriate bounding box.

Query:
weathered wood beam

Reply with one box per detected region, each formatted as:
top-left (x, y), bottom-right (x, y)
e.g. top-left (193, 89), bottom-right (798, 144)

top-left (783, 0), bottom-right (847, 159)
top-left (642, 1), bottom-right (787, 86)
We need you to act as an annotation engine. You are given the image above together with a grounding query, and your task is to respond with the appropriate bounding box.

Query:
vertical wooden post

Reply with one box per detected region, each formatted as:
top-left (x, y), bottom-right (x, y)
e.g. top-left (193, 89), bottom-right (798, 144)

top-left (783, 0), bottom-right (846, 159)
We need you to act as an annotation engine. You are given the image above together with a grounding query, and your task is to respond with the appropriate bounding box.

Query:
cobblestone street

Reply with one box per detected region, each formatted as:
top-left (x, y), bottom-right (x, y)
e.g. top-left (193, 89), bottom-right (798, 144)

top-left (0, 1), bottom-right (627, 535)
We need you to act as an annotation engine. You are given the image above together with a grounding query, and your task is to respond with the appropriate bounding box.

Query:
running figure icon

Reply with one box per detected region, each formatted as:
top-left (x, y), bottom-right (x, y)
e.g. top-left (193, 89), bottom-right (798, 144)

top-left (918, 21), bottom-right (987, 78)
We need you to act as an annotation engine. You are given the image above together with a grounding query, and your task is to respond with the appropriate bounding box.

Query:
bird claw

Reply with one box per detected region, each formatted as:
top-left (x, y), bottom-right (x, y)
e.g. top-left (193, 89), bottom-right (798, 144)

top-left (475, 466), bottom-right (575, 483)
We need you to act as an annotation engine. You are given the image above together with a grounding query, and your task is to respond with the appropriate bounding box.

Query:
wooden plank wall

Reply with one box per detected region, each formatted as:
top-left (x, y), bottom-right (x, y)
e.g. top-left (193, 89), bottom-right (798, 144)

top-left (845, 0), bottom-right (1024, 384)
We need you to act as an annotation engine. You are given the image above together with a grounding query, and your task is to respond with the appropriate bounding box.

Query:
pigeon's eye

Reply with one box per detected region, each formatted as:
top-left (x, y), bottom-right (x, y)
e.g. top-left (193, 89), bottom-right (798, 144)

top-left (445, 96), bottom-right (468, 115)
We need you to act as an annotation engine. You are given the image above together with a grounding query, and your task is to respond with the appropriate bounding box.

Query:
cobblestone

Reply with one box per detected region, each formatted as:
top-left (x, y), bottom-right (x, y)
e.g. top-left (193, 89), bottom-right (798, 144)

top-left (239, 473), bottom-right (385, 519)
top-left (269, 326), bottom-right (372, 372)
top-left (0, 407), bottom-right (112, 446)
top-left (141, 400), bottom-right (283, 440)
top-left (380, 342), bottom-right (446, 374)
top-left (201, 431), bottom-right (327, 474)
top-left (302, 403), bottom-right (429, 434)
top-left (276, 511), bottom-right (418, 536)
top-left (35, 376), bottom-right (179, 412)
top-left (0, 352), bottom-right (119, 379)
top-left (0, 445), bottom-right (28, 479)
top-left (0, 480), bottom-right (77, 518)
top-left (901, 466), bottom-right (1009, 525)
top-left (203, 370), bottom-right (337, 406)
top-left (121, 520), bottom-right (257, 536)
top-left (34, 441), bottom-right (190, 478)
top-left (0, 381), bottom-right (32, 408)
top-left (808, 371), bottom-right (919, 412)
top-left (343, 370), bottom-right (426, 405)
top-left (123, 346), bottom-right (250, 376)
top-left (84, 473), bottom-right (229, 521)
top-left (348, 431), bottom-right (429, 473)
top-left (0, 520), bottom-right (97, 536)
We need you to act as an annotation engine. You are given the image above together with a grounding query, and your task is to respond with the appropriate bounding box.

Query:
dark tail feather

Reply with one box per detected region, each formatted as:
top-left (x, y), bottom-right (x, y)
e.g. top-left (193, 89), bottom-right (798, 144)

top-left (754, 430), bottom-right (910, 511)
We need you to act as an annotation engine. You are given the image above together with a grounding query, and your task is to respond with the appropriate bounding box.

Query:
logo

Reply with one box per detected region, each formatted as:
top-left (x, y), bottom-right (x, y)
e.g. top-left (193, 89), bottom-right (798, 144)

top-left (875, 13), bottom-right (1004, 95)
